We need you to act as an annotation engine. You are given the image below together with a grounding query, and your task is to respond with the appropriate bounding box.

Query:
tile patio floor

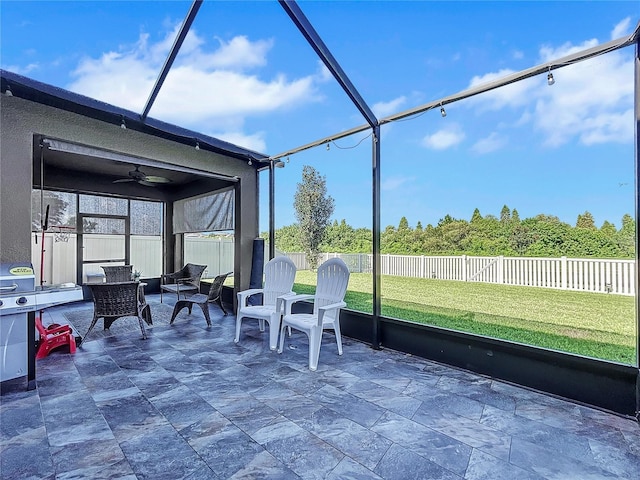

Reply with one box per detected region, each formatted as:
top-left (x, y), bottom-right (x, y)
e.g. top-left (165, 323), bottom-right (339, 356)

top-left (1, 294), bottom-right (639, 479)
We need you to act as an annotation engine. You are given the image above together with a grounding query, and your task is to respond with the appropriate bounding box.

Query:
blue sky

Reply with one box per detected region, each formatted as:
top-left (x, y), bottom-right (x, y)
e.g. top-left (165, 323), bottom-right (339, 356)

top-left (2, 1), bottom-right (637, 233)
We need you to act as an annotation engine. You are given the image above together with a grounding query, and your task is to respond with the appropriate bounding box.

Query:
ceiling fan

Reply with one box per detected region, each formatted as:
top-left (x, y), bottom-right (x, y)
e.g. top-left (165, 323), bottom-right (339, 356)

top-left (112, 165), bottom-right (171, 187)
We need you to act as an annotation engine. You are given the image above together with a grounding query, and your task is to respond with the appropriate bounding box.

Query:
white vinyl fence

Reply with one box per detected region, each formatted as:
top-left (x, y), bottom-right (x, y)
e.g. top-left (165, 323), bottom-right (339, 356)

top-left (184, 236), bottom-right (234, 278)
top-left (31, 234), bottom-right (635, 296)
top-left (284, 253), bottom-right (636, 296)
top-left (31, 234), bottom-right (233, 286)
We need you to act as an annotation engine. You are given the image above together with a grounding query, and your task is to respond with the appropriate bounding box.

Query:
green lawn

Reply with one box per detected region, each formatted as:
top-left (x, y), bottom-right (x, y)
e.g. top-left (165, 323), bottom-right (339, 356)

top-left (293, 271), bottom-right (637, 364)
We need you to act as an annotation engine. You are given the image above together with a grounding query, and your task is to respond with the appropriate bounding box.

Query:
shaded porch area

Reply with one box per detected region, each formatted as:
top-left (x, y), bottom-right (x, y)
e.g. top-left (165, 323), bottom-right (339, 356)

top-left (2, 295), bottom-right (638, 479)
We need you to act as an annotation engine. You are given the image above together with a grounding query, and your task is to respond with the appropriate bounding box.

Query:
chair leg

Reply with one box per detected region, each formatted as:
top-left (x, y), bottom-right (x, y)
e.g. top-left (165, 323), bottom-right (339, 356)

top-left (170, 301), bottom-right (189, 324)
top-left (309, 326), bottom-right (322, 371)
top-left (234, 314), bottom-right (244, 343)
top-left (79, 315), bottom-right (100, 346)
top-left (141, 304), bottom-right (153, 325)
top-left (68, 334), bottom-right (76, 354)
top-left (277, 322), bottom-right (287, 353)
top-left (268, 314), bottom-right (280, 351)
top-left (137, 315), bottom-right (147, 340)
top-left (333, 323), bottom-right (343, 355)
top-left (216, 297), bottom-right (227, 315)
top-left (197, 302), bottom-right (212, 327)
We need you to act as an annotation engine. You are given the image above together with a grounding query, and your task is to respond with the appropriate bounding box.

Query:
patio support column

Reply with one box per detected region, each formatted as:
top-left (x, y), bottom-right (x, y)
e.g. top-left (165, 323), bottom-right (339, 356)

top-left (634, 36), bottom-right (640, 421)
top-left (269, 160), bottom-right (276, 260)
top-left (372, 125), bottom-right (381, 349)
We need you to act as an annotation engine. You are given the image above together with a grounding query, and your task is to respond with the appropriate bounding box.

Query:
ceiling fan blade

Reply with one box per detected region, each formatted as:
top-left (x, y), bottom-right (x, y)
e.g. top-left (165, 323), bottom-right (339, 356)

top-left (113, 178), bottom-right (136, 183)
top-left (142, 175), bottom-right (172, 184)
top-left (138, 179), bottom-right (158, 187)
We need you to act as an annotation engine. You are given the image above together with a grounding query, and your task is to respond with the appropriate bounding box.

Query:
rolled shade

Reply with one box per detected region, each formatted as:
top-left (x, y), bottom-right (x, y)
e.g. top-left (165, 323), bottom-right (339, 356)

top-left (173, 188), bottom-right (234, 234)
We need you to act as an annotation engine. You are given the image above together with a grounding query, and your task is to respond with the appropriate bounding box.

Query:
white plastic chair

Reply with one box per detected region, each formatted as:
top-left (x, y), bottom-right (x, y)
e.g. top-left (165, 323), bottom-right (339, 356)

top-left (235, 256), bottom-right (297, 350)
top-left (278, 258), bottom-right (350, 371)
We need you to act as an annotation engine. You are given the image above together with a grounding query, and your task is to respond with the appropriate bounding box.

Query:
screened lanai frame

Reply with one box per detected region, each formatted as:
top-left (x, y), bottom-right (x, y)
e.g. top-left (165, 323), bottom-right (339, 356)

top-left (4, 0), bottom-right (639, 417)
top-left (253, 3), bottom-right (640, 418)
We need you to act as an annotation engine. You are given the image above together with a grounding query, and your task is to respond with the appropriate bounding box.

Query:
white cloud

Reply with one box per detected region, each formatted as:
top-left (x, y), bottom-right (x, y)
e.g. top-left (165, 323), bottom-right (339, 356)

top-left (421, 124), bottom-right (465, 150)
top-left (611, 17), bottom-right (632, 40)
top-left (471, 132), bottom-right (507, 154)
top-left (467, 68), bottom-right (533, 110)
top-left (464, 29), bottom-right (634, 148)
top-left (211, 130), bottom-right (267, 153)
top-left (372, 96), bottom-right (406, 118)
top-left (512, 50), bottom-right (524, 60)
top-left (382, 175), bottom-right (415, 191)
top-left (534, 40), bottom-right (634, 147)
top-left (67, 26), bottom-right (322, 151)
top-left (5, 63), bottom-right (39, 75)
top-left (316, 61), bottom-right (333, 82)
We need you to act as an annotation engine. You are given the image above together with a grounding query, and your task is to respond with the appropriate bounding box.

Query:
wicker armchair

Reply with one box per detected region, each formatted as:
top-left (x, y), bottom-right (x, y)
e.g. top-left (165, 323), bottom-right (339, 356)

top-left (160, 263), bottom-right (206, 303)
top-left (80, 282), bottom-right (147, 346)
top-left (102, 265), bottom-right (133, 282)
top-left (170, 271), bottom-right (232, 326)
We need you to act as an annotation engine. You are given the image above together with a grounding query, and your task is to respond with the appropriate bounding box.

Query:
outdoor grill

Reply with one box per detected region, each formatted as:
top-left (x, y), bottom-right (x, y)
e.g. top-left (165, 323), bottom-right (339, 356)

top-left (0, 262), bottom-right (82, 390)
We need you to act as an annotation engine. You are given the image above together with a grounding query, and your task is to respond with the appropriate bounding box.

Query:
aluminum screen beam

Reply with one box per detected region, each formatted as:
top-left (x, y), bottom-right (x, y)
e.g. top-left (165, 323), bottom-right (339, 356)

top-left (279, 0), bottom-right (378, 129)
top-left (140, 0), bottom-right (203, 122)
top-left (381, 24), bottom-right (640, 125)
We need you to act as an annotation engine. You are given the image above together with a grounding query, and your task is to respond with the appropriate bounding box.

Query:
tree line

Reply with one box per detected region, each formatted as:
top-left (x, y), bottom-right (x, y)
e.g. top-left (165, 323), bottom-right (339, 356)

top-left (267, 206), bottom-right (635, 259)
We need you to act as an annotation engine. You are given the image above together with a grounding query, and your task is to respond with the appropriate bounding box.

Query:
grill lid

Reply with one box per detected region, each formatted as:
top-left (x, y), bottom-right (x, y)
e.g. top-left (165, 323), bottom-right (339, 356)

top-left (0, 262), bottom-right (36, 295)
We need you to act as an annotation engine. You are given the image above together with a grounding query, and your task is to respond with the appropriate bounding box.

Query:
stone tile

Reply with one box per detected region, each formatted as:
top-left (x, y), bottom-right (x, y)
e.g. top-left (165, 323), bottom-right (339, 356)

top-left (261, 430), bottom-right (343, 480)
top-left (177, 409), bottom-right (232, 441)
top-left (49, 438), bottom-right (132, 478)
top-left (372, 411), bottom-right (471, 475)
top-left (189, 422), bottom-right (266, 479)
top-left (412, 406), bottom-right (512, 461)
top-left (120, 424), bottom-right (214, 480)
top-left (410, 389), bottom-right (486, 422)
top-left (510, 436), bottom-right (621, 479)
top-left (310, 384), bottom-right (386, 428)
top-left (587, 436), bottom-right (640, 479)
top-left (326, 456), bottom-right (383, 479)
top-left (347, 379), bottom-right (422, 418)
top-left (228, 449), bottom-right (299, 479)
top-left (374, 443), bottom-right (463, 480)
top-left (0, 390), bottom-right (44, 441)
top-left (149, 384), bottom-right (219, 432)
top-left (96, 392), bottom-right (168, 442)
top-left (480, 404), bottom-right (594, 465)
top-left (127, 365), bottom-right (183, 398)
top-left (0, 435), bottom-right (55, 480)
top-left (296, 406), bottom-right (392, 470)
top-left (216, 395), bottom-right (282, 435)
top-left (465, 449), bottom-right (544, 480)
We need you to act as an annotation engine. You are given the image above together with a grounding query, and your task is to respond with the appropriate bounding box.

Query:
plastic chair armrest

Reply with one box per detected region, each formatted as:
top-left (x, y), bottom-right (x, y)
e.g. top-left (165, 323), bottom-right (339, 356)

top-left (44, 324), bottom-right (73, 335)
top-left (275, 292), bottom-right (298, 312)
top-left (237, 288), bottom-right (265, 306)
top-left (281, 294), bottom-right (314, 315)
top-left (317, 301), bottom-right (347, 324)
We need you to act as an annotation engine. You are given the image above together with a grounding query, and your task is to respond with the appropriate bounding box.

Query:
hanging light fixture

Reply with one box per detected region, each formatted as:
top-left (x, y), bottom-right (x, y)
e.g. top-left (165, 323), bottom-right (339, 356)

top-left (120, 115), bottom-right (127, 129)
top-left (248, 158), bottom-right (252, 166)
top-left (440, 104), bottom-right (447, 117)
top-left (195, 140), bottom-right (200, 151)
top-left (326, 142), bottom-right (330, 151)
top-left (547, 67), bottom-right (555, 86)
top-left (4, 84), bottom-right (13, 96)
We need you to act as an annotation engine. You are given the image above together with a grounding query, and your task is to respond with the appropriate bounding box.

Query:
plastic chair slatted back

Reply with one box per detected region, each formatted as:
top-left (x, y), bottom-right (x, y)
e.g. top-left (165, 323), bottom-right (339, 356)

top-left (263, 257), bottom-right (297, 306)
top-left (313, 259), bottom-right (350, 320)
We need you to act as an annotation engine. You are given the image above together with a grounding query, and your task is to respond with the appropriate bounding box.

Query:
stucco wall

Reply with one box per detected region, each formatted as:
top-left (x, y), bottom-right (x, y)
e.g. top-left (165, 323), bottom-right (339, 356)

top-left (0, 94), bottom-right (259, 290)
